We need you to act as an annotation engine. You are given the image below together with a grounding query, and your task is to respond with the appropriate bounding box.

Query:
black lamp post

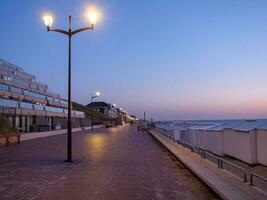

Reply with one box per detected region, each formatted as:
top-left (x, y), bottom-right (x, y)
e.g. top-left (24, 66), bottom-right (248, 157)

top-left (91, 91), bottom-right (100, 132)
top-left (43, 14), bottom-right (97, 162)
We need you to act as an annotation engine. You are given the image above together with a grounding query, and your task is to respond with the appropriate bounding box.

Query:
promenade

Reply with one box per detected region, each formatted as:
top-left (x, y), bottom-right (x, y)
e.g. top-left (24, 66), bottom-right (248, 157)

top-left (0, 125), bottom-right (217, 200)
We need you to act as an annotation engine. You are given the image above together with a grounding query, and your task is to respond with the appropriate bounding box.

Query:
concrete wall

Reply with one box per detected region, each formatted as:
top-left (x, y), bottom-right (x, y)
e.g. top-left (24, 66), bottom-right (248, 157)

top-left (224, 128), bottom-right (257, 164)
top-left (256, 128), bottom-right (267, 166)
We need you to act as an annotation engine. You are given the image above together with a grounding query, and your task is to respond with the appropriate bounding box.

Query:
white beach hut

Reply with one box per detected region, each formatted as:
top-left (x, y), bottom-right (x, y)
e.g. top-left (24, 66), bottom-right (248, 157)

top-left (187, 128), bottom-right (198, 146)
top-left (180, 129), bottom-right (190, 144)
top-left (198, 129), bottom-right (208, 150)
top-left (187, 127), bottom-right (202, 147)
top-left (193, 125), bottom-right (218, 149)
top-left (223, 125), bottom-right (257, 164)
top-left (155, 122), bottom-right (173, 138)
top-left (172, 122), bottom-right (197, 143)
top-left (256, 126), bottom-right (267, 166)
top-left (206, 125), bottom-right (225, 156)
top-left (172, 128), bottom-right (187, 141)
top-left (172, 129), bottom-right (180, 141)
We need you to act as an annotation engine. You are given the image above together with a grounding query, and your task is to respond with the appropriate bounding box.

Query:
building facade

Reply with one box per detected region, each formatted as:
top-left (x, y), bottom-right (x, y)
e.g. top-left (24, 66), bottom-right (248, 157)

top-left (87, 102), bottom-right (118, 119)
top-left (0, 58), bottom-right (86, 132)
top-left (88, 102), bottom-right (136, 125)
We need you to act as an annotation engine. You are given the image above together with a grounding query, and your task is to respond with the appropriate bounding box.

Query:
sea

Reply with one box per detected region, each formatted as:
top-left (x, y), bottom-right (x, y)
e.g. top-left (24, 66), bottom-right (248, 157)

top-left (155, 119), bottom-right (267, 130)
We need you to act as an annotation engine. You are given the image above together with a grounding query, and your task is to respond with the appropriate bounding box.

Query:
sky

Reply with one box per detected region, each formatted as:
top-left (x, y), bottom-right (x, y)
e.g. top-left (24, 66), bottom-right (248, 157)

top-left (1, 0), bottom-right (267, 120)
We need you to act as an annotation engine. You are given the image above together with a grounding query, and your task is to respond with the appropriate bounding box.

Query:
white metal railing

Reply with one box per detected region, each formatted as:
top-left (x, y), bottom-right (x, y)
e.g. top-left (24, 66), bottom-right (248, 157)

top-left (250, 172), bottom-right (267, 186)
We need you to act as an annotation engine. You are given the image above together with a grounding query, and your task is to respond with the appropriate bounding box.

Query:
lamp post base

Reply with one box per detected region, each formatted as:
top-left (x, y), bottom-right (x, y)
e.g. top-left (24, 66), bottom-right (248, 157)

top-left (65, 159), bottom-right (73, 163)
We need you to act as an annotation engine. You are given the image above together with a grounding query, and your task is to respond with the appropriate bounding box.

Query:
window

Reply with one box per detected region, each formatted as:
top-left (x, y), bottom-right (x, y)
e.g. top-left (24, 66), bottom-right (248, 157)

top-left (16, 71), bottom-right (33, 80)
top-left (12, 78), bottom-right (29, 87)
top-left (46, 106), bottom-right (64, 113)
top-left (24, 90), bottom-right (46, 100)
top-left (37, 94), bottom-right (46, 100)
top-left (75, 110), bottom-right (84, 115)
top-left (54, 98), bottom-right (60, 103)
top-left (30, 83), bottom-right (37, 89)
top-left (20, 102), bottom-right (33, 110)
top-left (61, 99), bottom-right (68, 104)
top-left (64, 110), bottom-right (75, 114)
top-left (0, 98), bottom-right (18, 108)
top-left (0, 65), bottom-right (14, 73)
top-left (34, 81), bottom-right (47, 90)
top-left (3, 75), bottom-right (12, 81)
top-left (0, 83), bottom-right (9, 91)
top-left (38, 86), bottom-right (46, 92)
top-left (33, 104), bottom-right (44, 111)
top-left (47, 96), bottom-right (54, 102)
top-left (23, 90), bottom-right (31, 96)
top-left (10, 87), bottom-right (23, 94)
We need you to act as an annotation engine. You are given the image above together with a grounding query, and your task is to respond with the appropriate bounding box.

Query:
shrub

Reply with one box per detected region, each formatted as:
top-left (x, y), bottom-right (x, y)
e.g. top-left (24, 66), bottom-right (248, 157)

top-left (0, 117), bottom-right (17, 136)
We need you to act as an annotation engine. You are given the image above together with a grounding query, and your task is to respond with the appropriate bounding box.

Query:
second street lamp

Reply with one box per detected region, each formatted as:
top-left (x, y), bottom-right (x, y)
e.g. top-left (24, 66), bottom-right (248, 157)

top-left (91, 91), bottom-right (100, 132)
top-left (43, 11), bottom-right (98, 162)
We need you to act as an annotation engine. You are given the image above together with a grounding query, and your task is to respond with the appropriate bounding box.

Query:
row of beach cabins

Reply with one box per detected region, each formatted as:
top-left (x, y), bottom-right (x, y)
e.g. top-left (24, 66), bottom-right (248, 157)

top-left (155, 122), bottom-right (267, 166)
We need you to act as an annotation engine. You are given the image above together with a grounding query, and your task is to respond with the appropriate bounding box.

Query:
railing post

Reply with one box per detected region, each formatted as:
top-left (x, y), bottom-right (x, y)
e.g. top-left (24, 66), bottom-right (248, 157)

top-left (249, 173), bottom-right (253, 185)
top-left (6, 137), bottom-right (9, 146)
top-left (217, 159), bottom-right (221, 168)
top-left (244, 172), bottom-right (247, 182)
top-left (201, 150), bottom-right (205, 159)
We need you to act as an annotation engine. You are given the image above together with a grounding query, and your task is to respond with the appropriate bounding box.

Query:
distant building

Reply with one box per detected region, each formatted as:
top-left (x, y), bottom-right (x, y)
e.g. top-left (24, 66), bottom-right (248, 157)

top-left (87, 102), bottom-right (117, 119)
top-left (0, 58), bottom-right (86, 132)
top-left (130, 114), bottom-right (137, 121)
top-left (115, 109), bottom-right (136, 125)
top-left (115, 108), bottom-right (124, 125)
top-left (121, 111), bottom-right (132, 123)
top-left (87, 102), bottom-right (136, 126)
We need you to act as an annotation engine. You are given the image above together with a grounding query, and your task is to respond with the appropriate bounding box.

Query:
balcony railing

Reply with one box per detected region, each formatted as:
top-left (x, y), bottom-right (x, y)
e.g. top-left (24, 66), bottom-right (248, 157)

top-left (0, 97), bottom-right (84, 118)
top-left (0, 73), bottom-right (60, 99)
top-left (0, 83), bottom-right (69, 108)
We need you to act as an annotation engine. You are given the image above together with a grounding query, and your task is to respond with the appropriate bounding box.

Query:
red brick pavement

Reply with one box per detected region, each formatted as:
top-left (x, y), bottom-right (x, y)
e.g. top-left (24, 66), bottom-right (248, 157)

top-left (0, 125), bottom-right (218, 200)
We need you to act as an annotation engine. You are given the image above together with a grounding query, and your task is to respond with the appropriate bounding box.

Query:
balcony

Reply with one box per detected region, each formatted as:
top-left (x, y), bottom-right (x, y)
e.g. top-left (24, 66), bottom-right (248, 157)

top-left (0, 98), bottom-right (84, 118)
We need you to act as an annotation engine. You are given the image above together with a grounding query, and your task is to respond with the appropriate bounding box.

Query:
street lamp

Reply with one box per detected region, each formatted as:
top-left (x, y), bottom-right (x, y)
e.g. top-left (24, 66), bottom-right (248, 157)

top-left (91, 91), bottom-right (100, 132)
top-left (43, 11), bottom-right (98, 162)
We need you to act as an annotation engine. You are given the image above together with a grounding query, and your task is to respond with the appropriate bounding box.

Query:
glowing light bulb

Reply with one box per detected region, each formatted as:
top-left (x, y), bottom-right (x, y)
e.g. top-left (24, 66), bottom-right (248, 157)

top-left (88, 12), bottom-right (98, 26)
top-left (85, 6), bottom-right (101, 27)
top-left (43, 15), bottom-right (53, 27)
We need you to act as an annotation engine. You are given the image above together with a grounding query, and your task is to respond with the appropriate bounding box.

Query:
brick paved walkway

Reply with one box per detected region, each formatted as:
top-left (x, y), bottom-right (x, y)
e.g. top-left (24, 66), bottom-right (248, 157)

top-left (0, 125), bottom-right (217, 200)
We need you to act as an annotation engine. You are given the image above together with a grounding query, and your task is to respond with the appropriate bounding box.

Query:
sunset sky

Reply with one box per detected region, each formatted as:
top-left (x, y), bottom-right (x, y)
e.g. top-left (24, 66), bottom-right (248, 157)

top-left (1, 0), bottom-right (267, 120)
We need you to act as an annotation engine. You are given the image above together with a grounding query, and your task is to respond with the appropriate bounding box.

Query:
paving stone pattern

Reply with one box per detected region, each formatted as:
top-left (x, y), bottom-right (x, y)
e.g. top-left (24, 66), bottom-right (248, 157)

top-left (0, 125), bottom-right (217, 200)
